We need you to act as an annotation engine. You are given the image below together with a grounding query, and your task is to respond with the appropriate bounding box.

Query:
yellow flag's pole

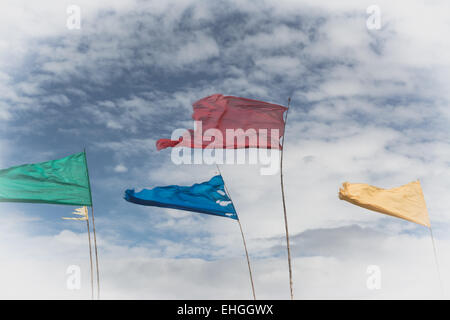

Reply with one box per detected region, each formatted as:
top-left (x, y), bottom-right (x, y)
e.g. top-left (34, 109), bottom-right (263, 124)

top-left (280, 97), bottom-right (293, 300)
top-left (216, 164), bottom-right (256, 300)
top-left (429, 226), bottom-right (444, 297)
top-left (86, 211), bottom-right (94, 300)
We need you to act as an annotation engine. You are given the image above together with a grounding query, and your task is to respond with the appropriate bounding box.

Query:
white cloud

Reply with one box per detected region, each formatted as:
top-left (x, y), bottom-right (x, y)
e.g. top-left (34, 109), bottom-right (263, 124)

top-left (0, 0), bottom-right (449, 299)
top-left (0, 211), bottom-right (448, 299)
top-left (114, 164), bottom-right (128, 173)
top-left (174, 32), bottom-right (220, 66)
top-left (255, 56), bottom-right (304, 77)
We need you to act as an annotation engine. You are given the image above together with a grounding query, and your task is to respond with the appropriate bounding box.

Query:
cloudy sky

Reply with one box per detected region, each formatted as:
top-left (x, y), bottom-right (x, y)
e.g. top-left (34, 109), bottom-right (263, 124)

top-left (0, 0), bottom-right (449, 299)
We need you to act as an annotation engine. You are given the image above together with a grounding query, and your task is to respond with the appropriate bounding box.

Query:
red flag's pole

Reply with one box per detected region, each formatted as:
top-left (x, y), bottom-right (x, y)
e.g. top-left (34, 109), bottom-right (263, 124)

top-left (217, 165), bottom-right (256, 300)
top-left (280, 97), bottom-right (293, 300)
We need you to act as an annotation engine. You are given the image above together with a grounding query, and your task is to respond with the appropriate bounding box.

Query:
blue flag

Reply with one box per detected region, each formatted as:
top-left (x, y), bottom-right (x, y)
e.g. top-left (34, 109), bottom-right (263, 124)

top-left (124, 175), bottom-right (238, 220)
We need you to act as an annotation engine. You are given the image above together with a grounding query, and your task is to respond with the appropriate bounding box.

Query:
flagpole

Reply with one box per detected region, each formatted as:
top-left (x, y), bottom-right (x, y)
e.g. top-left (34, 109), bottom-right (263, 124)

top-left (216, 165), bottom-right (256, 300)
top-left (237, 218), bottom-right (256, 300)
top-left (280, 97), bottom-right (293, 300)
top-left (86, 212), bottom-right (94, 300)
top-left (429, 226), bottom-right (444, 297)
top-left (84, 148), bottom-right (100, 300)
top-left (90, 206), bottom-right (100, 300)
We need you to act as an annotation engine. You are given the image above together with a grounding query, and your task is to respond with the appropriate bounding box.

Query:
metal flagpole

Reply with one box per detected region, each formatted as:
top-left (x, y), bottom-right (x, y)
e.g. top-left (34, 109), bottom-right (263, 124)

top-left (280, 97), bottom-right (293, 300)
top-left (86, 211), bottom-right (94, 300)
top-left (84, 148), bottom-right (100, 300)
top-left (429, 226), bottom-right (444, 297)
top-left (216, 164), bottom-right (256, 300)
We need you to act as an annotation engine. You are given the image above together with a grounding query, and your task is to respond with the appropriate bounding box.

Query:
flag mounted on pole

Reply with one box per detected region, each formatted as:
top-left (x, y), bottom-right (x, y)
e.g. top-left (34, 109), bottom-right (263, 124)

top-left (63, 206), bottom-right (89, 221)
top-left (338, 180), bottom-right (443, 295)
top-left (156, 93), bottom-right (292, 299)
top-left (124, 175), bottom-right (238, 220)
top-left (124, 174), bottom-right (256, 299)
top-left (62, 206), bottom-right (95, 300)
top-left (338, 180), bottom-right (430, 227)
top-left (0, 152), bottom-right (92, 206)
top-left (156, 94), bottom-right (288, 150)
top-left (0, 150), bottom-right (101, 299)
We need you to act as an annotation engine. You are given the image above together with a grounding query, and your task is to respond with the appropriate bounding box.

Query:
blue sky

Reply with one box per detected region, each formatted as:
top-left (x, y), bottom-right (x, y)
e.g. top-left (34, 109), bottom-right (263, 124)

top-left (0, 0), bottom-right (449, 299)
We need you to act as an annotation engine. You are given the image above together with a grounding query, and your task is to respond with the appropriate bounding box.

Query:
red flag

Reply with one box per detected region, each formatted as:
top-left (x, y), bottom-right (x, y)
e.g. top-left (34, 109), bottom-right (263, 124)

top-left (156, 94), bottom-right (288, 150)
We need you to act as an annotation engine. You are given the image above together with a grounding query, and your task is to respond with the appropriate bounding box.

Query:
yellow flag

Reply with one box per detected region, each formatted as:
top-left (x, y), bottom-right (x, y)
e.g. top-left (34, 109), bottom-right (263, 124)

top-left (62, 217), bottom-right (87, 221)
top-left (339, 180), bottom-right (430, 227)
top-left (62, 206), bottom-right (88, 221)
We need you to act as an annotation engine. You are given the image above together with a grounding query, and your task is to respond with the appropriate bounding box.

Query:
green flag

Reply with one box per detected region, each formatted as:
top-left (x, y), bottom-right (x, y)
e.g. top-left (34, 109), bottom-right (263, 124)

top-left (0, 151), bottom-right (92, 206)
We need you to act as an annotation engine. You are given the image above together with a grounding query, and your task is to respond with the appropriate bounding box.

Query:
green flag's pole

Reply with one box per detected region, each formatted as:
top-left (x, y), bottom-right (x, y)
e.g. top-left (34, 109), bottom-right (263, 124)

top-left (84, 148), bottom-right (100, 300)
top-left (280, 97), bottom-right (293, 300)
top-left (216, 164), bottom-right (256, 300)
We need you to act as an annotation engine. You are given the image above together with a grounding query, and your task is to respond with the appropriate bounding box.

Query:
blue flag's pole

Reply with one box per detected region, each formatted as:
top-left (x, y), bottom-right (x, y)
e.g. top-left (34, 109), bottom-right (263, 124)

top-left (216, 165), bottom-right (256, 300)
top-left (237, 218), bottom-right (256, 300)
top-left (280, 97), bottom-right (293, 300)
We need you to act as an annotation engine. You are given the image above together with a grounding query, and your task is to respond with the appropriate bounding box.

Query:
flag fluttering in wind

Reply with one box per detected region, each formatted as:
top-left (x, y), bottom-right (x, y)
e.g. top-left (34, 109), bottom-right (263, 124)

top-left (0, 151), bottom-right (101, 299)
top-left (124, 175), bottom-right (238, 220)
top-left (339, 180), bottom-right (430, 227)
top-left (156, 93), bottom-right (291, 299)
top-left (0, 152), bottom-right (92, 206)
top-left (156, 94), bottom-right (288, 150)
top-left (124, 173), bottom-right (256, 299)
top-left (63, 206), bottom-right (89, 221)
top-left (338, 180), bottom-right (444, 295)
top-left (62, 206), bottom-right (95, 300)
